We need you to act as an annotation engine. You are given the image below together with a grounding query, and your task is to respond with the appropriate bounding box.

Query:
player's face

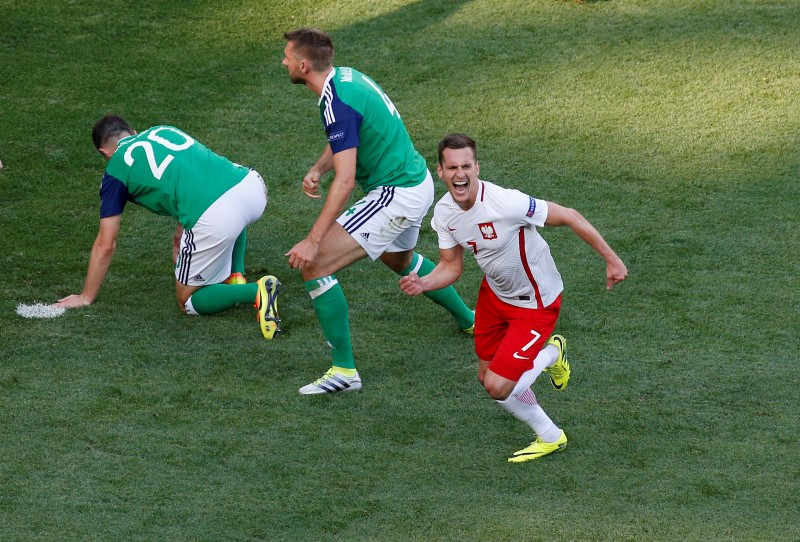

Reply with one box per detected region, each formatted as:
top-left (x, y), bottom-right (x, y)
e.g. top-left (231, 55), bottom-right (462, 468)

top-left (438, 147), bottom-right (480, 211)
top-left (282, 42), bottom-right (306, 85)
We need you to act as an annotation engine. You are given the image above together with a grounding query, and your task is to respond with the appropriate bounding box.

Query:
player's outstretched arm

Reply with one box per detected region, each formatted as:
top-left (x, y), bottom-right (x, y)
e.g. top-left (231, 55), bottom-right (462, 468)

top-left (544, 202), bottom-right (628, 290)
top-left (56, 215), bottom-right (121, 307)
top-left (400, 246), bottom-right (465, 296)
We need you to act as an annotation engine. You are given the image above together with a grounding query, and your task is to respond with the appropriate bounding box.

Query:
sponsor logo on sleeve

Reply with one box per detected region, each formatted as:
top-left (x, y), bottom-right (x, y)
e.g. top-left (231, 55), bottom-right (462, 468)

top-left (526, 197), bottom-right (536, 217)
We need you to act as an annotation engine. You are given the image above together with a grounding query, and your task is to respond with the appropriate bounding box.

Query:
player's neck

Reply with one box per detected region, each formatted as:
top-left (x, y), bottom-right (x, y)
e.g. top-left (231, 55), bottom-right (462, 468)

top-left (308, 67), bottom-right (334, 98)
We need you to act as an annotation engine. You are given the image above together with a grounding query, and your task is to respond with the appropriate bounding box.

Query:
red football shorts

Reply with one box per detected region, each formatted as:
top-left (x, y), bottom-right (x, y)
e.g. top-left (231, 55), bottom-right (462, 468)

top-left (474, 278), bottom-right (562, 382)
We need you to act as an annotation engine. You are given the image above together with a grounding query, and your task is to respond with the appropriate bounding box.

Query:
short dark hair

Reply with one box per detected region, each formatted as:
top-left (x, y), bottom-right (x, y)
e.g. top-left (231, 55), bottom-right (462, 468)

top-left (437, 133), bottom-right (477, 164)
top-left (92, 114), bottom-right (133, 150)
top-left (283, 27), bottom-right (334, 71)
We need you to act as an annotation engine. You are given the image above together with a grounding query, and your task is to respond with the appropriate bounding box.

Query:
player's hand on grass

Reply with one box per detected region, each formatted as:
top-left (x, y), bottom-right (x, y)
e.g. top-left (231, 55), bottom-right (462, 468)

top-left (302, 169), bottom-right (322, 199)
top-left (55, 294), bottom-right (91, 308)
top-left (286, 237), bottom-right (319, 270)
top-left (399, 272), bottom-right (424, 296)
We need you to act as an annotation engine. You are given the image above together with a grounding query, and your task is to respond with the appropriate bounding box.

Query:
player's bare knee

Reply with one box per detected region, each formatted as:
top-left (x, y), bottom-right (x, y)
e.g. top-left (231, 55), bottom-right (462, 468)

top-left (175, 293), bottom-right (189, 314)
top-left (482, 369), bottom-right (514, 400)
top-left (477, 362), bottom-right (489, 386)
top-left (380, 250), bottom-right (413, 274)
top-left (300, 267), bottom-right (320, 282)
top-left (483, 380), bottom-right (511, 401)
top-left (175, 285), bottom-right (195, 314)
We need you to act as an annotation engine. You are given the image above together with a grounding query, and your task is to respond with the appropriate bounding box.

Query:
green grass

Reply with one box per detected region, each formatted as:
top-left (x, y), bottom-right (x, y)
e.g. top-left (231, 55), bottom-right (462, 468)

top-left (1, 0), bottom-right (799, 540)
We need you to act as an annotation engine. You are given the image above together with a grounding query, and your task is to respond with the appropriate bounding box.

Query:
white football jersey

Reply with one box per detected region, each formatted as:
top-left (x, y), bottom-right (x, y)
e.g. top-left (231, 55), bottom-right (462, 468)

top-left (432, 180), bottom-right (563, 309)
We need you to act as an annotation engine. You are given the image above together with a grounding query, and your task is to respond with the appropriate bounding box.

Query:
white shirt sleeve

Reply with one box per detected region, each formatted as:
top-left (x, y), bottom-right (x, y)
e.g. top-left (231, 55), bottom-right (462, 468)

top-left (527, 196), bottom-right (549, 228)
top-left (504, 187), bottom-right (549, 228)
top-left (431, 205), bottom-right (459, 250)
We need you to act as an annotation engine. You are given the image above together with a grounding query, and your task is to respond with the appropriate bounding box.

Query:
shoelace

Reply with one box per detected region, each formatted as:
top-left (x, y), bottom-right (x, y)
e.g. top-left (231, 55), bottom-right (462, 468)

top-left (313, 368), bottom-right (338, 385)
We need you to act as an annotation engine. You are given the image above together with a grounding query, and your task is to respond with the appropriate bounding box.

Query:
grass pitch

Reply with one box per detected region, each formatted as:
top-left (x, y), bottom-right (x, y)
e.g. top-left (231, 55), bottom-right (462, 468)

top-left (1, 1), bottom-right (798, 540)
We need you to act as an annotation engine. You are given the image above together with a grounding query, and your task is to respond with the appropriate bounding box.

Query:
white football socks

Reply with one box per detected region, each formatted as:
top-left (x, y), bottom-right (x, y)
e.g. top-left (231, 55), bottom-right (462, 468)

top-left (496, 343), bottom-right (562, 443)
top-left (497, 395), bottom-right (562, 443)
top-left (510, 343), bottom-right (559, 396)
top-left (184, 296), bottom-right (199, 316)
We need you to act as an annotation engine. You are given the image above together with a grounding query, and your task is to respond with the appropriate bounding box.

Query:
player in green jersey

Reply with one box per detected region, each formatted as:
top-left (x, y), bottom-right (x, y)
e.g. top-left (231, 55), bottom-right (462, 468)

top-left (56, 115), bottom-right (281, 339)
top-left (282, 28), bottom-right (475, 394)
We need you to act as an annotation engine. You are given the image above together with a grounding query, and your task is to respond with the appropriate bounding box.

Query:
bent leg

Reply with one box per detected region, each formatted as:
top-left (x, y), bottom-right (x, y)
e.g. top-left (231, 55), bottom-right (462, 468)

top-left (301, 224), bottom-right (368, 370)
top-left (487, 368), bottom-right (563, 443)
top-left (181, 282), bottom-right (259, 315)
top-left (176, 282), bottom-right (201, 314)
top-left (302, 223), bottom-right (368, 279)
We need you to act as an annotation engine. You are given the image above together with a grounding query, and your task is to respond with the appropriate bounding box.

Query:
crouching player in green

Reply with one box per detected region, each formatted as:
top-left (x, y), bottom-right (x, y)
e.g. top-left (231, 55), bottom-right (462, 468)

top-left (56, 114), bottom-right (281, 339)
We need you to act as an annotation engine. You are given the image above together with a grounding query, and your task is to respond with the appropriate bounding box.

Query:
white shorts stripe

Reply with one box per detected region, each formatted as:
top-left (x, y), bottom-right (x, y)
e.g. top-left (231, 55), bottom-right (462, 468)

top-left (343, 191), bottom-right (393, 232)
top-left (410, 253), bottom-right (424, 274)
top-left (178, 229), bottom-right (195, 283)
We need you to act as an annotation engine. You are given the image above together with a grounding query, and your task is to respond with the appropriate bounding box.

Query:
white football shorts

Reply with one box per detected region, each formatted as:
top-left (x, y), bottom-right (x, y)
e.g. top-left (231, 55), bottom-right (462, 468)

top-left (176, 169), bottom-right (267, 286)
top-left (337, 169), bottom-right (434, 261)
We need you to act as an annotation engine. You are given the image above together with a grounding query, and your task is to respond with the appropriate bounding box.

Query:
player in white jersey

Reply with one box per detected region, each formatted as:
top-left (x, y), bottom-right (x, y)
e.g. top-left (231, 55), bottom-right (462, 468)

top-left (400, 134), bottom-right (627, 462)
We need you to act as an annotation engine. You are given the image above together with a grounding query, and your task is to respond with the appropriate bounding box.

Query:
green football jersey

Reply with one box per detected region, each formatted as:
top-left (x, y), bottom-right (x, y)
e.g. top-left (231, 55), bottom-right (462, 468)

top-left (103, 126), bottom-right (248, 228)
top-left (320, 67), bottom-right (427, 191)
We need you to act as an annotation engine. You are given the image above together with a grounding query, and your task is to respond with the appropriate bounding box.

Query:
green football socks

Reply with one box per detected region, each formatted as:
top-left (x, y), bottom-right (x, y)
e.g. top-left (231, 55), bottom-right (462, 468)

top-left (305, 276), bottom-right (355, 369)
top-left (188, 283), bottom-right (257, 315)
top-left (230, 229), bottom-right (247, 275)
top-left (400, 253), bottom-right (474, 330)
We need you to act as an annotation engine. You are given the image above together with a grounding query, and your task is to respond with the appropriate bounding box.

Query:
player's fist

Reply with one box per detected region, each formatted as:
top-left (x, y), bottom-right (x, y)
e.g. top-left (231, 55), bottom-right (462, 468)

top-left (302, 169), bottom-right (322, 199)
top-left (399, 272), bottom-right (424, 296)
top-left (606, 258), bottom-right (628, 290)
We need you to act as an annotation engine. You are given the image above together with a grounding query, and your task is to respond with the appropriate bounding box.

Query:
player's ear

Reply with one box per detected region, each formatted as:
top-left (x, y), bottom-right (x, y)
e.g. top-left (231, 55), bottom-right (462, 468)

top-left (436, 163), bottom-right (444, 179)
top-left (475, 160), bottom-right (480, 176)
top-left (98, 145), bottom-right (115, 160)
